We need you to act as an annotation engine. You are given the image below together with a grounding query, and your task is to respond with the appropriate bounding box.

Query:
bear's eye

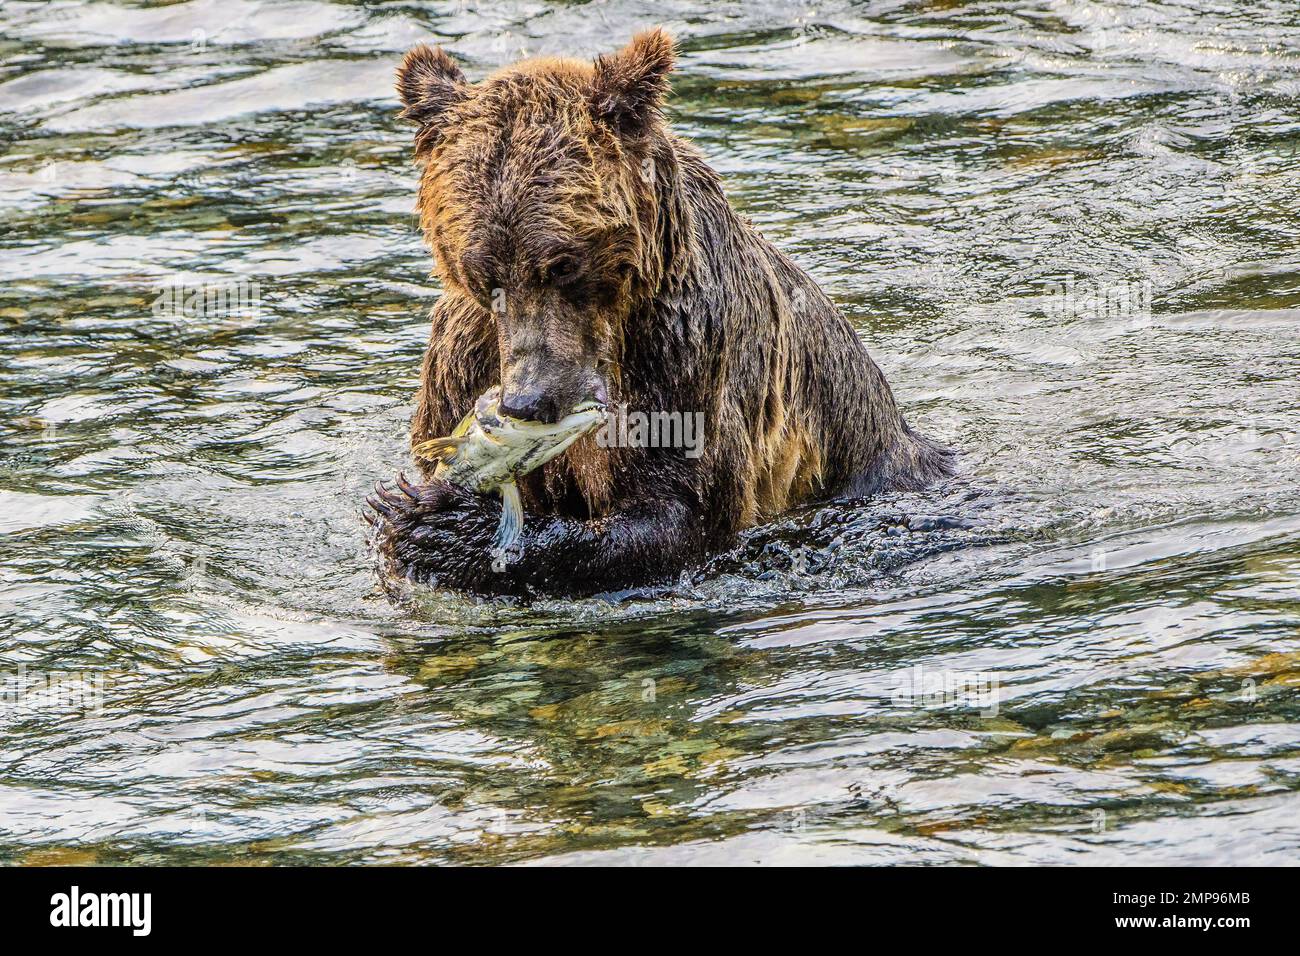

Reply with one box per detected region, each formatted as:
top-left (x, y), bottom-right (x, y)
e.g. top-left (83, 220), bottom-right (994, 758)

top-left (543, 256), bottom-right (581, 287)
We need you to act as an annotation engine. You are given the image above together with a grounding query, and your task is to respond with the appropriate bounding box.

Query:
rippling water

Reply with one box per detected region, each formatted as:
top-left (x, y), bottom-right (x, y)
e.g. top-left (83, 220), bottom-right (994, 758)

top-left (2, 0), bottom-right (1298, 865)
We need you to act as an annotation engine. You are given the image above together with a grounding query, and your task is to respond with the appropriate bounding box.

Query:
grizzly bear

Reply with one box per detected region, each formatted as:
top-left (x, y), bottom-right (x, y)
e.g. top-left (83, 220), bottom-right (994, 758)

top-left (368, 28), bottom-right (953, 598)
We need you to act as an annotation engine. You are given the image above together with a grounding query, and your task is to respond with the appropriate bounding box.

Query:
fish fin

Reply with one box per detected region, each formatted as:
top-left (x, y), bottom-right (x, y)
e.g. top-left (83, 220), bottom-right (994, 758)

top-left (493, 480), bottom-right (524, 554)
top-left (412, 436), bottom-right (465, 463)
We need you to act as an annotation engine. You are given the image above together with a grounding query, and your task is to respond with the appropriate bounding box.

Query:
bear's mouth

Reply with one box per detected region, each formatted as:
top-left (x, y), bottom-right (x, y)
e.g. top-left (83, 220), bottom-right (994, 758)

top-left (489, 394), bottom-right (605, 430)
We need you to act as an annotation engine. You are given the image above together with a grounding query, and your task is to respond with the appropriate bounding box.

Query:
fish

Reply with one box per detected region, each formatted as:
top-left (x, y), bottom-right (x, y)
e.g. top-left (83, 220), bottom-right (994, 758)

top-left (412, 386), bottom-right (605, 566)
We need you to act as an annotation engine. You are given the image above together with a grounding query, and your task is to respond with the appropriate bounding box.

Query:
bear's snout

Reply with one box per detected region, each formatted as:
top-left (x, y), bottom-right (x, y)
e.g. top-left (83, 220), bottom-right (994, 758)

top-left (500, 345), bottom-right (606, 425)
top-left (499, 386), bottom-right (564, 425)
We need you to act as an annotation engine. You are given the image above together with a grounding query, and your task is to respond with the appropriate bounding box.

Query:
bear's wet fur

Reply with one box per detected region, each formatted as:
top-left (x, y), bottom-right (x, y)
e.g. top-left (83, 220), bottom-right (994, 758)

top-left (369, 29), bottom-right (954, 597)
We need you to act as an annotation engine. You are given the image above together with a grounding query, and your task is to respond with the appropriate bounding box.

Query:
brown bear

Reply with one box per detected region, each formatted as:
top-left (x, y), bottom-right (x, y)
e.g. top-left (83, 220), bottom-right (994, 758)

top-left (368, 28), bottom-right (953, 598)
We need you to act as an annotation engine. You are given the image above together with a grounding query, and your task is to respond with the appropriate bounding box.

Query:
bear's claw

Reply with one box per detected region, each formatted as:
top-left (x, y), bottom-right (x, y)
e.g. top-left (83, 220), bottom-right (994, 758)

top-left (395, 472), bottom-right (421, 501)
top-left (367, 481), bottom-right (401, 520)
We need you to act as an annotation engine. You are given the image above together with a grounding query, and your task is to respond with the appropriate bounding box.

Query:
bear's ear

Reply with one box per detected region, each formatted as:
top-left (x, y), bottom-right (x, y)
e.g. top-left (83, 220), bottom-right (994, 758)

top-left (397, 44), bottom-right (468, 156)
top-left (591, 28), bottom-right (675, 137)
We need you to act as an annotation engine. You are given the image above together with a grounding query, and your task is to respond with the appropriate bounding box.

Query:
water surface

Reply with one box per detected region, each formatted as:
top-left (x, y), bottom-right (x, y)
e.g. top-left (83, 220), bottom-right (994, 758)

top-left (1, 0), bottom-right (1298, 865)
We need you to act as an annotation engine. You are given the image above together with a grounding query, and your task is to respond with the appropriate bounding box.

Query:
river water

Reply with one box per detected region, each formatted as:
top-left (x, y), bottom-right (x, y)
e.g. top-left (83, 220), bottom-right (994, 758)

top-left (1, 0), bottom-right (1298, 865)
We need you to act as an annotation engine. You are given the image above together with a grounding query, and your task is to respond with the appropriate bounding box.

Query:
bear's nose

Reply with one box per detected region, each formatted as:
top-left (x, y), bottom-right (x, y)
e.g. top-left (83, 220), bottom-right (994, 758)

top-left (499, 388), bottom-right (562, 425)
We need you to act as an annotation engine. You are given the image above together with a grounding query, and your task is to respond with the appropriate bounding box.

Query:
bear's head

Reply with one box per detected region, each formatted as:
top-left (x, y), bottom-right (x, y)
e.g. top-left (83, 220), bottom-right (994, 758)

top-left (397, 29), bottom-right (676, 424)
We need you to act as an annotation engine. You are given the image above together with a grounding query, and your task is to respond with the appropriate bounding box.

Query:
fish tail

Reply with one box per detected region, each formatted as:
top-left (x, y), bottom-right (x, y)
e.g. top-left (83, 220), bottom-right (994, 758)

top-left (493, 480), bottom-right (524, 554)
